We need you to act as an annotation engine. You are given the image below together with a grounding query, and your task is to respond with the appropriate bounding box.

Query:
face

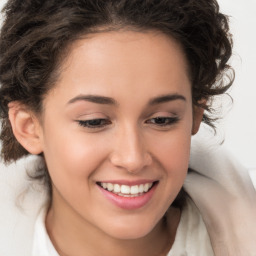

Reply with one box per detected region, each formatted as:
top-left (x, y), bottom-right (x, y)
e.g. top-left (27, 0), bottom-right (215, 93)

top-left (38, 31), bottom-right (198, 239)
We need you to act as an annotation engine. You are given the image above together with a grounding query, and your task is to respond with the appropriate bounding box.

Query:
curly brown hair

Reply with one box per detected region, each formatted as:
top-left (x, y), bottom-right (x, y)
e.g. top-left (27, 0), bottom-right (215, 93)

top-left (0, 0), bottom-right (233, 164)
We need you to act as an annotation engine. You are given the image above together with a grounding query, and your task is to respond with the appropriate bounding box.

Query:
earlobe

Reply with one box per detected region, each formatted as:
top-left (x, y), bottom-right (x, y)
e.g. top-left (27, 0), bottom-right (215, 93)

top-left (8, 102), bottom-right (43, 155)
top-left (192, 105), bottom-right (205, 135)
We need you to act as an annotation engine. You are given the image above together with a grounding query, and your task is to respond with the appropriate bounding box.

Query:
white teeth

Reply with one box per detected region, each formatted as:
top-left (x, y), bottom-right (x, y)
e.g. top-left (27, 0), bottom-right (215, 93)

top-left (144, 183), bottom-right (149, 192)
top-left (114, 184), bottom-right (121, 193)
top-left (121, 185), bottom-right (130, 194)
top-left (138, 184), bottom-right (144, 193)
top-left (99, 182), bottom-right (154, 196)
top-left (107, 183), bottom-right (113, 191)
top-left (130, 185), bottom-right (138, 194)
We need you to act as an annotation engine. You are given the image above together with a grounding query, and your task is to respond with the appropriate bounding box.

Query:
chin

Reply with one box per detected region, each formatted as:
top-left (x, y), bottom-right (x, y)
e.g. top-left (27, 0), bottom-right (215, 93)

top-left (108, 228), bottom-right (152, 240)
top-left (101, 217), bottom-right (160, 240)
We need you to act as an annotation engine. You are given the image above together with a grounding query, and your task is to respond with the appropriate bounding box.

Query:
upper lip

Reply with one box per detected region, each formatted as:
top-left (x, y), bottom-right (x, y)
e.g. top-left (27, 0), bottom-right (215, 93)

top-left (96, 179), bottom-right (157, 186)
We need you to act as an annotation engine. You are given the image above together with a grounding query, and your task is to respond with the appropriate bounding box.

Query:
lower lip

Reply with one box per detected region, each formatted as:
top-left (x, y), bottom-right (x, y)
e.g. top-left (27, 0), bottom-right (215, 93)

top-left (98, 184), bottom-right (157, 210)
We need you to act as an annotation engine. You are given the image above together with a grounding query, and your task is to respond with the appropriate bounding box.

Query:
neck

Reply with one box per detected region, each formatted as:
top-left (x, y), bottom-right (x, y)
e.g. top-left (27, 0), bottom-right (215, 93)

top-left (46, 189), bottom-right (181, 256)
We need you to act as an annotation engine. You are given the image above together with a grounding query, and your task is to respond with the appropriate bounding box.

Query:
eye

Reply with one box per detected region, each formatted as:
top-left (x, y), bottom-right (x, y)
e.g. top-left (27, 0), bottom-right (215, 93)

top-left (77, 118), bottom-right (111, 129)
top-left (145, 116), bottom-right (179, 126)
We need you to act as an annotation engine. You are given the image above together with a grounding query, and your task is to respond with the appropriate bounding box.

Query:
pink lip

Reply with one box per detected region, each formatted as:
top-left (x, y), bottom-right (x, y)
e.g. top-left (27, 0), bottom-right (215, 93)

top-left (97, 179), bottom-right (156, 186)
top-left (97, 182), bottom-right (158, 210)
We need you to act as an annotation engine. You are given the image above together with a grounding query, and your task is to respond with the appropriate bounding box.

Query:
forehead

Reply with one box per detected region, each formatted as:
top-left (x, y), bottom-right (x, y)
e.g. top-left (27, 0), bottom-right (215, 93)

top-left (47, 30), bottom-right (191, 106)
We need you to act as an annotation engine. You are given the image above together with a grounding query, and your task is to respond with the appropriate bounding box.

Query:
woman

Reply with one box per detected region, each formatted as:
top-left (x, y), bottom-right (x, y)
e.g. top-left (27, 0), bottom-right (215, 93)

top-left (0, 0), bottom-right (254, 255)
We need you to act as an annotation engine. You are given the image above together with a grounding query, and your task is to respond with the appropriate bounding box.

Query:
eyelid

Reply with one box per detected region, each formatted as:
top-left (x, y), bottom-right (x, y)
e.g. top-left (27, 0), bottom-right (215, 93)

top-left (144, 112), bottom-right (180, 128)
top-left (146, 111), bottom-right (178, 119)
top-left (145, 116), bottom-right (179, 123)
top-left (76, 118), bottom-right (112, 129)
top-left (76, 112), bottom-right (107, 119)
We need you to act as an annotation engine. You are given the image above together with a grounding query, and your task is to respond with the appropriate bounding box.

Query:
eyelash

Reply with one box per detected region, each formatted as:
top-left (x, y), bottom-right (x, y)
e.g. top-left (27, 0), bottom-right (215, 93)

top-left (77, 119), bottom-right (111, 128)
top-left (145, 116), bottom-right (180, 126)
top-left (76, 116), bottom-right (179, 129)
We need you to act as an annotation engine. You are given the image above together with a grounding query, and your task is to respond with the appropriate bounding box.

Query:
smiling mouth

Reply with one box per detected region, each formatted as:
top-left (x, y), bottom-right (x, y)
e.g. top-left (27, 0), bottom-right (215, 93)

top-left (96, 181), bottom-right (158, 197)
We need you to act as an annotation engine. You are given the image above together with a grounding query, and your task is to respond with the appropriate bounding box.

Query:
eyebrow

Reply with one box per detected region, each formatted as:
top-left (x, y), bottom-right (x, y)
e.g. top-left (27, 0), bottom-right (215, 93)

top-left (67, 93), bottom-right (186, 106)
top-left (148, 94), bottom-right (186, 105)
top-left (67, 95), bottom-right (117, 105)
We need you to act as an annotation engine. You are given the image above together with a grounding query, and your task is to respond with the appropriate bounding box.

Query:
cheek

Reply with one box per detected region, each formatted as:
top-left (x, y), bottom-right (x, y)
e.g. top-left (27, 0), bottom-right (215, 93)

top-left (42, 131), bottom-right (112, 210)
top-left (149, 126), bottom-right (191, 180)
top-left (42, 123), bottom-right (110, 185)
top-left (144, 128), bottom-right (191, 219)
top-left (162, 138), bottom-right (190, 171)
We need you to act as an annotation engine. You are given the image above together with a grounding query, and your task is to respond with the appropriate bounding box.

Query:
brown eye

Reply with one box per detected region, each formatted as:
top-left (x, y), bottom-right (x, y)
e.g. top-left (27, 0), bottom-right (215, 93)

top-left (77, 119), bottom-right (111, 128)
top-left (146, 117), bottom-right (179, 126)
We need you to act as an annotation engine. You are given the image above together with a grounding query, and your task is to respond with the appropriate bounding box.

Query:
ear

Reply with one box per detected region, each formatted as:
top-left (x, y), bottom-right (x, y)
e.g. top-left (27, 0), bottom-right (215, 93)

top-left (192, 103), bottom-right (205, 135)
top-left (8, 102), bottom-right (43, 155)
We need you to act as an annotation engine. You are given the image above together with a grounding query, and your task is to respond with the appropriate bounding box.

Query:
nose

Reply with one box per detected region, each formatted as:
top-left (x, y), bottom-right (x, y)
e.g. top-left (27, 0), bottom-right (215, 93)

top-left (110, 125), bottom-right (152, 174)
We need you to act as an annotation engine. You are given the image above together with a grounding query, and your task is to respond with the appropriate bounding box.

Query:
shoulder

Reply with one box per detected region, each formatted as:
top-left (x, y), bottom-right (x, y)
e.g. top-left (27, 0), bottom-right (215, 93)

top-left (185, 133), bottom-right (256, 255)
top-left (167, 197), bottom-right (214, 256)
top-left (0, 156), bottom-right (49, 256)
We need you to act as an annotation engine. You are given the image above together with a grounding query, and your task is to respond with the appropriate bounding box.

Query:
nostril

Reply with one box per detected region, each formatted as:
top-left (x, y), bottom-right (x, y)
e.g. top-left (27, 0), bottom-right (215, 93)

top-left (109, 130), bottom-right (152, 172)
top-left (110, 151), bottom-right (152, 174)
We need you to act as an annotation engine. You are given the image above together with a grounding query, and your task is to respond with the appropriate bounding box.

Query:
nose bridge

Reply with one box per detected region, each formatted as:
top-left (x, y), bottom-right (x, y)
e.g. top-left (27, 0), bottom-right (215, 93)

top-left (110, 122), bottom-right (151, 172)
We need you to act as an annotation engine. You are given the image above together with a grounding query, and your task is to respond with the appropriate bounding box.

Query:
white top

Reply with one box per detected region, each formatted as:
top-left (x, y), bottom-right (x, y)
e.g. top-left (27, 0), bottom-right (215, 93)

top-left (32, 198), bottom-right (214, 256)
top-left (32, 205), bottom-right (59, 256)
top-left (168, 198), bottom-right (214, 256)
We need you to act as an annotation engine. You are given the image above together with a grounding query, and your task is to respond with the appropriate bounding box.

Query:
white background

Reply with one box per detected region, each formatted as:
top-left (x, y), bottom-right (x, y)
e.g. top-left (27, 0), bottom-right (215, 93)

top-left (0, 0), bottom-right (255, 168)
top-left (217, 0), bottom-right (256, 169)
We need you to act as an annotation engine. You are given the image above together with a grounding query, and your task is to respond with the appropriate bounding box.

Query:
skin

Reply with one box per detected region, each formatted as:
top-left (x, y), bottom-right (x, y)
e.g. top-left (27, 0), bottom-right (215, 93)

top-left (9, 30), bottom-right (203, 256)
